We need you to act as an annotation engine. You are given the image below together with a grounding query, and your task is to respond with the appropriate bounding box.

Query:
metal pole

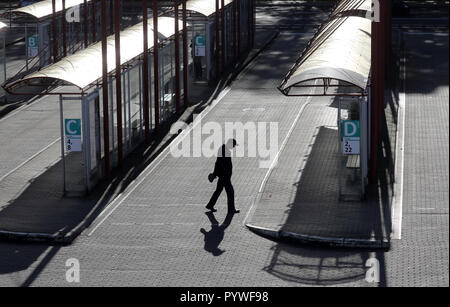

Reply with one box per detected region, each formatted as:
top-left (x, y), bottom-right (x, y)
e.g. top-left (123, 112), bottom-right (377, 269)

top-left (338, 98), bottom-right (342, 198)
top-left (153, 0), bottom-right (160, 131)
top-left (109, 0), bottom-right (114, 34)
top-left (182, 0), bottom-right (188, 109)
top-left (237, 0), bottom-right (240, 57)
top-left (114, 0), bottom-right (123, 167)
top-left (82, 96), bottom-right (90, 192)
top-left (142, 0), bottom-right (151, 143)
top-left (232, 0), bottom-right (236, 62)
top-left (215, 0), bottom-right (220, 76)
top-left (221, 0), bottom-right (225, 72)
top-left (62, 0), bottom-right (67, 57)
top-left (101, 0), bottom-right (111, 180)
top-left (369, 3), bottom-right (383, 184)
top-left (247, 0), bottom-right (252, 50)
top-left (238, 0), bottom-right (241, 57)
top-left (84, 0), bottom-right (89, 48)
top-left (59, 95), bottom-right (66, 194)
top-left (92, 0), bottom-right (97, 43)
top-left (25, 24), bottom-right (28, 71)
top-left (52, 0), bottom-right (58, 62)
top-left (174, 0), bottom-right (181, 115)
top-left (2, 35), bottom-right (6, 83)
top-left (252, 0), bottom-right (255, 48)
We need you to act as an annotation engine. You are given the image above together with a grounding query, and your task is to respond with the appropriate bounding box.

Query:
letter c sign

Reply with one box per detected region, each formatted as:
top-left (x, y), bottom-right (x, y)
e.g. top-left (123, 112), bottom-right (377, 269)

top-left (65, 119), bottom-right (81, 136)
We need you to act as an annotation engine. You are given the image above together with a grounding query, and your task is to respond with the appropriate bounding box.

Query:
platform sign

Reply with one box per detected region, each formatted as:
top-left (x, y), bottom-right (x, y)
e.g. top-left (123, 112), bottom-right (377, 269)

top-left (65, 119), bottom-right (82, 152)
top-left (194, 35), bottom-right (205, 57)
top-left (27, 35), bottom-right (39, 58)
top-left (342, 120), bottom-right (360, 155)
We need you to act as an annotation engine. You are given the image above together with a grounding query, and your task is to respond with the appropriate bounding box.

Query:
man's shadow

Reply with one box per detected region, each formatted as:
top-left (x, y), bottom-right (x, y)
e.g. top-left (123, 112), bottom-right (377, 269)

top-left (200, 212), bottom-right (234, 256)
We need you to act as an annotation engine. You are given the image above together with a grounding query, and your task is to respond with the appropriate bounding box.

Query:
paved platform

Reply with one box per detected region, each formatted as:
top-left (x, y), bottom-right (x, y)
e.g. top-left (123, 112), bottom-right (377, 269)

top-left (0, 30), bottom-right (280, 243)
top-left (245, 97), bottom-right (391, 247)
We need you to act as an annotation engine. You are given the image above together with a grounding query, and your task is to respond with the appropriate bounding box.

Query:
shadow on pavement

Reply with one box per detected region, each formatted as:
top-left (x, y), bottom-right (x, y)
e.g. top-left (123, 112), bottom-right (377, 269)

top-left (263, 241), bottom-right (387, 286)
top-left (200, 212), bottom-right (234, 256)
top-left (269, 126), bottom-right (392, 242)
top-left (0, 242), bottom-right (61, 287)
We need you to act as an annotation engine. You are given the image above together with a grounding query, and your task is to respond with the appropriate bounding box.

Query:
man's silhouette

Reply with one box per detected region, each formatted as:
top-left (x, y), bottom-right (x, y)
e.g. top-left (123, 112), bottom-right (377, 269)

top-left (206, 139), bottom-right (240, 214)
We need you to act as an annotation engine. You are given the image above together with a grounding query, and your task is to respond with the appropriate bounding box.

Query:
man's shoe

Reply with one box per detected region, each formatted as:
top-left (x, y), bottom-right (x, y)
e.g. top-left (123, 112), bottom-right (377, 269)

top-left (206, 206), bottom-right (217, 212)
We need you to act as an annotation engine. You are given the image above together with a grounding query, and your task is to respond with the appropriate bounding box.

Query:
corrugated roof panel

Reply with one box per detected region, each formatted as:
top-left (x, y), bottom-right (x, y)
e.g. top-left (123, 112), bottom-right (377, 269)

top-left (182, 0), bottom-right (233, 17)
top-left (333, 0), bottom-right (372, 15)
top-left (280, 16), bottom-right (371, 92)
top-left (9, 0), bottom-right (91, 20)
top-left (5, 17), bottom-right (182, 92)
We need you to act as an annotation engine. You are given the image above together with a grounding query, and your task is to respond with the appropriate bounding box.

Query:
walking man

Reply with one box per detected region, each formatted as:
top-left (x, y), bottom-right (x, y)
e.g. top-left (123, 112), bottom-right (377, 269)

top-left (206, 139), bottom-right (240, 214)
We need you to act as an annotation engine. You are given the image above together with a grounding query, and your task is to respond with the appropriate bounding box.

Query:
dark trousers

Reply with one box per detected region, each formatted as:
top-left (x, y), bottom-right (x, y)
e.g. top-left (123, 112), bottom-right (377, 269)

top-left (207, 177), bottom-right (235, 212)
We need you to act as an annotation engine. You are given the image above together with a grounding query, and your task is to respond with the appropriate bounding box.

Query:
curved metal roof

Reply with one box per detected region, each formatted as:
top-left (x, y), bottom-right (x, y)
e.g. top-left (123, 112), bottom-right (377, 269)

top-left (332, 0), bottom-right (372, 17)
top-left (279, 16), bottom-right (371, 96)
top-left (181, 0), bottom-right (233, 17)
top-left (4, 17), bottom-right (182, 94)
top-left (5, 0), bottom-right (92, 20)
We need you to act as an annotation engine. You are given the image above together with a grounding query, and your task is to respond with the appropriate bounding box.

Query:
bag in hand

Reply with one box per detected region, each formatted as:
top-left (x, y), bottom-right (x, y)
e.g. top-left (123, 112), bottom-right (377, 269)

top-left (208, 173), bottom-right (216, 183)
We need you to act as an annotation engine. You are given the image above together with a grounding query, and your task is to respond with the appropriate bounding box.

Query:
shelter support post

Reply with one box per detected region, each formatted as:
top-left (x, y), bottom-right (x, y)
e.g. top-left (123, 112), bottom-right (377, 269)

top-left (52, 0), bottom-right (58, 62)
top-left (215, 0), bottom-right (220, 76)
top-left (369, 0), bottom-right (387, 184)
top-left (114, 0), bottom-right (123, 167)
top-left (247, 0), bottom-right (251, 50)
top-left (101, 0), bottom-right (110, 180)
top-left (109, 0), bottom-right (114, 34)
top-left (232, 0), bottom-right (237, 61)
top-left (84, 0), bottom-right (89, 48)
top-left (92, 0), bottom-right (97, 43)
top-left (174, 0), bottom-right (181, 114)
top-left (82, 95), bottom-right (91, 191)
top-left (153, 0), bottom-right (160, 131)
top-left (221, 0), bottom-right (225, 73)
top-left (59, 95), bottom-right (66, 194)
top-left (142, 0), bottom-right (151, 143)
top-left (237, 0), bottom-right (241, 56)
top-left (62, 0), bottom-right (67, 57)
top-left (182, 0), bottom-right (188, 109)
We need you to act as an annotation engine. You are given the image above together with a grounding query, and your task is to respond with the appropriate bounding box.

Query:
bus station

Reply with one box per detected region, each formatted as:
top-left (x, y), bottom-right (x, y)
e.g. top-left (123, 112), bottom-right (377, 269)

top-left (0, 0), bottom-right (447, 288)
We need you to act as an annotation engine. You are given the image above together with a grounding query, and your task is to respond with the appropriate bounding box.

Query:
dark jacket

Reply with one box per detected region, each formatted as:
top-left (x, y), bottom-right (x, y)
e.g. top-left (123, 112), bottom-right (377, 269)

top-left (213, 145), bottom-right (232, 179)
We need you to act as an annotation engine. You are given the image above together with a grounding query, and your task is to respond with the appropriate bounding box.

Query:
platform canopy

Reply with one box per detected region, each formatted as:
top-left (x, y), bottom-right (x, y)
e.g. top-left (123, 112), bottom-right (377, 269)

top-left (180, 0), bottom-right (233, 17)
top-left (4, 17), bottom-right (182, 95)
top-left (331, 0), bottom-right (372, 18)
top-left (4, 0), bottom-right (92, 21)
top-left (278, 16), bottom-right (371, 97)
